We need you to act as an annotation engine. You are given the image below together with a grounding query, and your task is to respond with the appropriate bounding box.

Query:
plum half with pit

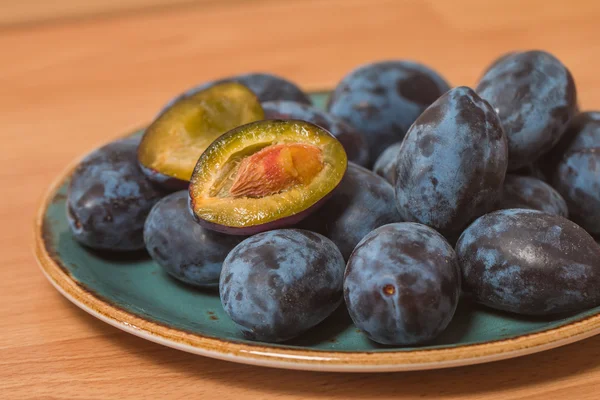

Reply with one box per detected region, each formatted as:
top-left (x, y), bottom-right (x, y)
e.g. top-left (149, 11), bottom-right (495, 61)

top-left (189, 120), bottom-right (347, 234)
top-left (138, 82), bottom-right (264, 189)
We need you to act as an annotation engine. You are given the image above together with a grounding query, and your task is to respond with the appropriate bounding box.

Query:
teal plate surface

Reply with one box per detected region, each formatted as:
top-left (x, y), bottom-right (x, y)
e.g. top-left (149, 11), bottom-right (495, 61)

top-left (34, 92), bottom-right (600, 372)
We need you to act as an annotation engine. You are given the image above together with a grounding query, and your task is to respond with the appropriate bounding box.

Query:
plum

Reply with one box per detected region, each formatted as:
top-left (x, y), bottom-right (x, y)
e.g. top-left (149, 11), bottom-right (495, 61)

top-left (457, 209), bottom-right (600, 315)
top-left (496, 174), bottom-right (568, 217)
top-left (327, 60), bottom-right (450, 160)
top-left (551, 112), bottom-right (600, 235)
top-left (344, 223), bottom-right (460, 345)
top-left (160, 73), bottom-right (311, 113)
top-left (144, 191), bottom-right (244, 287)
top-left (298, 163), bottom-right (402, 260)
top-left (476, 51), bottom-right (577, 170)
top-left (138, 82), bottom-right (264, 189)
top-left (372, 141), bottom-right (402, 185)
top-left (220, 229), bottom-right (345, 342)
top-left (395, 86), bottom-right (508, 240)
top-left (262, 100), bottom-right (369, 166)
top-left (67, 137), bottom-right (165, 251)
top-left (189, 120), bottom-right (347, 234)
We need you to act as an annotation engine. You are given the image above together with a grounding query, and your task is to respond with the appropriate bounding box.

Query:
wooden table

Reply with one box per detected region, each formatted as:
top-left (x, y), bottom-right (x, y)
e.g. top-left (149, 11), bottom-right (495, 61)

top-left (2, 1), bottom-right (600, 398)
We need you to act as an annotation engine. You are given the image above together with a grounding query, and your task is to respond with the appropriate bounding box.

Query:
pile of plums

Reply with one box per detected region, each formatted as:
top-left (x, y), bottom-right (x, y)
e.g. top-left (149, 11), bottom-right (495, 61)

top-left (66, 53), bottom-right (600, 345)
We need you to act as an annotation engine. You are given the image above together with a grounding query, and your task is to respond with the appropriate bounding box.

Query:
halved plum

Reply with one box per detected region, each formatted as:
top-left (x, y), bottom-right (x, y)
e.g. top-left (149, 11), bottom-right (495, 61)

top-left (189, 119), bottom-right (347, 234)
top-left (138, 82), bottom-right (264, 189)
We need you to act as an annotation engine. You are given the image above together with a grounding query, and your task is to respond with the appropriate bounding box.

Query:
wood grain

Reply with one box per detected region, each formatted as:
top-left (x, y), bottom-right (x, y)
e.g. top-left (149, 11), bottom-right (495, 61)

top-left (0, 0), bottom-right (206, 27)
top-left (2, 0), bottom-right (600, 398)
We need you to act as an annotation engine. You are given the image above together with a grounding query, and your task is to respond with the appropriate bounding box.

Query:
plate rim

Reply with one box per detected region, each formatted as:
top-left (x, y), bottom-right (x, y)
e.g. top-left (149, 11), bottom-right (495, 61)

top-left (33, 138), bottom-right (600, 373)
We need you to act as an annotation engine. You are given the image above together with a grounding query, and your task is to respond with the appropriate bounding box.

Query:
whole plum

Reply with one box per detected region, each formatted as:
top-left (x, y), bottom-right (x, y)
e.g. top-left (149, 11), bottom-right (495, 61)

top-left (551, 112), bottom-right (600, 235)
top-left (298, 163), bottom-right (402, 260)
top-left (344, 223), bottom-right (460, 345)
top-left (327, 60), bottom-right (450, 160)
top-left (160, 72), bottom-right (311, 114)
top-left (496, 174), bottom-right (568, 217)
top-left (67, 137), bottom-right (164, 251)
top-left (144, 191), bottom-right (244, 287)
top-left (220, 229), bottom-right (345, 342)
top-left (457, 209), bottom-right (600, 315)
top-left (372, 141), bottom-right (402, 185)
top-left (395, 86), bottom-right (508, 241)
top-left (476, 51), bottom-right (577, 170)
top-left (262, 100), bottom-right (369, 166)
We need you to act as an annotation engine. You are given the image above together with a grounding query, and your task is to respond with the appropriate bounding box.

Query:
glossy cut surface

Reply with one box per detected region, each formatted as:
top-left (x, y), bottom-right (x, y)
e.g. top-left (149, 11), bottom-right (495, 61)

top-left (189, 120), bottom-right (347, 234)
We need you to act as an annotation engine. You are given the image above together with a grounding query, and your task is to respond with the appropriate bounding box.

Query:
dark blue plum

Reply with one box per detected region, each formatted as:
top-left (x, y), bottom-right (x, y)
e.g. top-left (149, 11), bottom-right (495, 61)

top-left (67, 137), bottom-right (165, 251)
top-left (457, 209), bottom-right (600, 315)
top-left (372, 141), bottom-right (401, 185)
top-left (551, 112), bottom-right (600, 235)
top-left (160, 73), bottom-right (311, 115)
top-left (144, 191), bottom-right (244, 288)
top-left (298, 163), bottom-right (402, 260)
top-left (327, 60), bottom-right (450, 160)
top-left (395, 87), bottom-right (508, 240)
top-left (496, 174), bottom-right (568, 217)
top-left (344, 223), bottom-right (460, 345)
top-left (220, 229), bottom-right (345, 342)
top-left (476, 51), bottom-right (577, 170)
top-left (262, 100), bottom-right (369, 166)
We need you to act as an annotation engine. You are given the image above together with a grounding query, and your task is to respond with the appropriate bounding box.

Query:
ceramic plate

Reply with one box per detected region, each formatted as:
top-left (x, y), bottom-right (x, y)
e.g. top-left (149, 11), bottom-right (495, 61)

top-left (34, 92), bottom-right (600, 372)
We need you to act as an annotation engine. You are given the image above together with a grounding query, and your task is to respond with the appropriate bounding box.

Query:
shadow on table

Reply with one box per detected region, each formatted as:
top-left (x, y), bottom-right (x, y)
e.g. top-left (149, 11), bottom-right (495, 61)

top-left (58, 294), bottom-right (599, 398)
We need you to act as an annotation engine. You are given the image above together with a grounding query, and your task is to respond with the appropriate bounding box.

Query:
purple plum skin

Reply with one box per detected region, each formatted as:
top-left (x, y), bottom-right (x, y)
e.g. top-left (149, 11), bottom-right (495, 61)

top-left (457, 209), bottom-right (600, 315)
top-left (327, 60), bottom-right (450, 160)
top-left (67, 137), bottom-right (165, 251)
top-left (550, 112), bottom-right (600, 235)
top-left (144, 191), bottom-right (245, 288)
top-left (344, 223), bottom-right (460, 345)
top-left (262, 100), bottom-right (369, 167)
top-left (298, 162), bottom-right (402, 260)
top-left (496, 174), bottom-right (568, 217)
top-left (372, 141), bottom-right (402, 185)
top-left (220, 229), bottom-right (345, 342)
top-left (476, 50), bottom-right (577, 171)
top-left (395, 86), bottom-right (508, 241)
